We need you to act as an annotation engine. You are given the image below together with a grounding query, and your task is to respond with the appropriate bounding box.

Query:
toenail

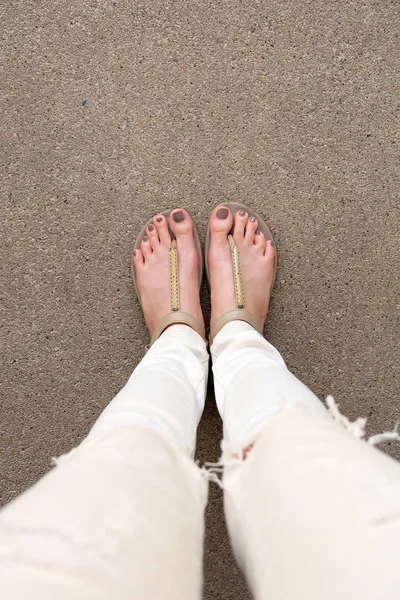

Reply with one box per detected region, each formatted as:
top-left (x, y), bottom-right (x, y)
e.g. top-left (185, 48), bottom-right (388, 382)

top-left (239, 210), bottom-right (246, 216)
top-left (256, 229), bottom-right (260, 235)
top-left (143, 236), bottom-right (148, 242)
top-left (217, 207), bottom-right (229, 219)
top-left (172, 210), bottom-right (185, 223)
top-left (148, 224), bottom-right (154, 232)
top-left (250, 216), bottom-right (256, 223)
top-left (270, 239), bottom-right (275, 247)
top-left (133, 250), bottom-right (137, 256)
top-left (156, 216), bottom-right (163, 222)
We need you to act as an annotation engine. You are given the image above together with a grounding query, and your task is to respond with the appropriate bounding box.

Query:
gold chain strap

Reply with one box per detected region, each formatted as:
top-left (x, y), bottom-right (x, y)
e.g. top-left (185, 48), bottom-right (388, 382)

top-left (169, 240), bottom-right (179, 311)
top-left (228, 234), bottom-right (245, 309)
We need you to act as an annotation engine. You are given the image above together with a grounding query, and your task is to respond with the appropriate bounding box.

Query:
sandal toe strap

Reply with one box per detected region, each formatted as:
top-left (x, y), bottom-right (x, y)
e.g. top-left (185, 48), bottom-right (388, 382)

top-left (209, 234), bottom-right (263, 343)
top-left (149, 236), bottom-right (205, 347)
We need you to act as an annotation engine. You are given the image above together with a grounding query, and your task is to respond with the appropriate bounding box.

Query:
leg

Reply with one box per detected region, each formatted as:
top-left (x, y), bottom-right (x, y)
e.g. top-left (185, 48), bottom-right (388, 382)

top-left (208, 205), bottom-right (400, 600)
top-left (0, 209), bottom-right (209, 600)
top-left (89, 323), bottom-right (208, 457)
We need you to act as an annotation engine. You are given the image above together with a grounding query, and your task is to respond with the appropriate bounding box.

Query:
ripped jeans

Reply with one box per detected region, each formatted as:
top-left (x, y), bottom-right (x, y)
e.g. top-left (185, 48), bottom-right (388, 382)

top-left (1, 322), bottom-right (400, 599)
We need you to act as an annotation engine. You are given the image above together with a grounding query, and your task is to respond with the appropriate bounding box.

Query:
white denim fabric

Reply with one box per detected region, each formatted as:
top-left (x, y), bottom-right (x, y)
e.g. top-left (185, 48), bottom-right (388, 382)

top-left (1, 322), bottom-right (400, 600)
top-left (213, 323), bottom-right (400, 600)
top-left (88, 324), bottom-right (209, 457)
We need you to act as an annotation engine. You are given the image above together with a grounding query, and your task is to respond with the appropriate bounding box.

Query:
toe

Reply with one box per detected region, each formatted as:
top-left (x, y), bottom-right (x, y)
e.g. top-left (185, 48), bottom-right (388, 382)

top-left (141, 236), bottom-right (152, 260)
top-left (209, 205), bottom-right (233, 241)
top-left (170, 209), bottom-right (198, 266)
top-left (264, 239), bottom-right (276, 260)
top-left (132, 248), bottom-right (144, 270)
top-left (153, 214), bottom-right (171, 246)
top-left (244, 215), bottom-right (258, 244)
top-left (254, 229), bottom-right (267, 251)
top-left (169, 208), bottom-right (193, 240)
top-left (147, 223), bottom-right (160, 250)
top-left (233, 209), bottom-right (248, 243)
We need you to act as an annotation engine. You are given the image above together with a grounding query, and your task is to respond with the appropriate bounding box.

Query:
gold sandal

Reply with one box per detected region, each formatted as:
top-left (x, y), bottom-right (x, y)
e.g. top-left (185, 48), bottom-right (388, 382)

top-left (205, 202), bottom-right (277, 343)
top-left (132, 210), bottom-right (206, 347)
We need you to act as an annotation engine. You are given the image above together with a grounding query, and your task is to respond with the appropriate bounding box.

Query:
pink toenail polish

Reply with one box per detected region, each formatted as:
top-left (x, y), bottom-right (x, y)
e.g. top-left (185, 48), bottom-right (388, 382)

top-left (250, 216), bottom-right (256, 223)
top-left (148, 224), bottom-right (154, 231)
top-left (217, 207), bottom-right (229, 219)
top-left (173, 210), bottom-right (185, 222)
top-left (239, 210), bottom-right (246, 216)
top-left (156, 216), bottom-right (163, 222)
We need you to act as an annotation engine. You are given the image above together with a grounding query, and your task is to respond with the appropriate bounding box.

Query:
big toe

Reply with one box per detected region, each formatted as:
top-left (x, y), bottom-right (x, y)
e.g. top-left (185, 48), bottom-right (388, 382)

top-left (169, 208), bottom-right (193, 242)
top-left (210, 205), bottom-right (233, 241)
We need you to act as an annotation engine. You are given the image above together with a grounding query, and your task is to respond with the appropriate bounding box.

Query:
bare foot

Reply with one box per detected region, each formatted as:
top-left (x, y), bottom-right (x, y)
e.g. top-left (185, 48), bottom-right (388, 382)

top-left (208, 205), bottom-right (276, 332)
top-left (132, 209), bottom-right (204, 335)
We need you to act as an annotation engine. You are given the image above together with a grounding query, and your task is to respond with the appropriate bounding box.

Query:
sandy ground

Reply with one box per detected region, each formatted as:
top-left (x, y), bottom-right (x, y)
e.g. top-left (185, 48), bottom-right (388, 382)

top-left (1, 0), bottom-right (399, 597)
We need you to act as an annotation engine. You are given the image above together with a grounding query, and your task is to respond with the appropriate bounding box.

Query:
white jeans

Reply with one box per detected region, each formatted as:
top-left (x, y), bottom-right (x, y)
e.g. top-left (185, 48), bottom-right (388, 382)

top-left (1, 323), bottom-right (400, 599)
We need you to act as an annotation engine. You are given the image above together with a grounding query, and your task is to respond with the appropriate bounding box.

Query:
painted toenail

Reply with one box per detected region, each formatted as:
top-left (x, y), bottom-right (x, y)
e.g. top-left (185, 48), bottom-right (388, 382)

top-left (148, 224), bottom-right (154, 231)
top-left (217, 207), bottom-right (229, 219)
top-left (239, 210), bottom-right (246, 216)
top-left (250, 216), bottom-right (256, 223)
top-left (143, 236), bottom-right (148, 242)
top-left (156, 216), bottom-right (163, 222)
top-left (172, 210), bottom-right (185, 223)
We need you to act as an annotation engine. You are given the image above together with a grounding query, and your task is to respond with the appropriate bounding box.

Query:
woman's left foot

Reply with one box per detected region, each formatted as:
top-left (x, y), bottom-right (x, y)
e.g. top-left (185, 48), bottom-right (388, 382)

top-left (132, 209), bottom-right (204, 336)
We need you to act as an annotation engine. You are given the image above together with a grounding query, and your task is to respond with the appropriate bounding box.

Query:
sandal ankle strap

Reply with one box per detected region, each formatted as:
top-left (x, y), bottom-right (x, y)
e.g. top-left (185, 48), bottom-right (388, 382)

top-left (150, 311), bottom-right (205, 347)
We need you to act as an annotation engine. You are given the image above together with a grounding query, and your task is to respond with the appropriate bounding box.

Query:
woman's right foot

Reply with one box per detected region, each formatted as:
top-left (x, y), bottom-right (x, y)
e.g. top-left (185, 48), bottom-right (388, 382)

top-left (208, 205), bottom-right (276, 333)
